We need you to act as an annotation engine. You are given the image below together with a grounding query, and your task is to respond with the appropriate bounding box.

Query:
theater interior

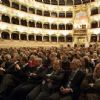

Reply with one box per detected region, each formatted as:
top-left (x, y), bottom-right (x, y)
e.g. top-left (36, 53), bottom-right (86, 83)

top-left (0, 1), bottom-right (100, 100)
top-left (0, 0), bottom-right (100, 48)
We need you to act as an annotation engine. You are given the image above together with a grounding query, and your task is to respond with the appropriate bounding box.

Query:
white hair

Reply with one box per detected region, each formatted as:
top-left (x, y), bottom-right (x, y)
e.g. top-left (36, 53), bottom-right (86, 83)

top-left (5, 54), bottom-right (11, 60)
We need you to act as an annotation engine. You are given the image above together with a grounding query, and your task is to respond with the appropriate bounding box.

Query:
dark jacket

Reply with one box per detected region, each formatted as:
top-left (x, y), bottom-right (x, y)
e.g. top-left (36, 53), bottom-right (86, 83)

top-left (28, 65), bottom-right (47, 84)
top-left (63, 69), bottom-right (85, 99)
top-left (42, 69), bottom-right (64, 93)
top-left (81, 74), bottom-right (100, 93)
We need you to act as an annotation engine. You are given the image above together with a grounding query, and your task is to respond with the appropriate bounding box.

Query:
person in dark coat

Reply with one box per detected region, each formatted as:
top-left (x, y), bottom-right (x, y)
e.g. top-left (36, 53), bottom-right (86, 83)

top-left (4, 57), bottom-right (46, 100)
top-left (60, 59), bottom-right (85, 100)
top-left (81, 63), bottom-right (100, 100)
top-left (26, 59), bottom-right (64, 100)
top-left (49, 58), bottom-right (85, 100)
top-left (0, 55), bottom-right (29, 100)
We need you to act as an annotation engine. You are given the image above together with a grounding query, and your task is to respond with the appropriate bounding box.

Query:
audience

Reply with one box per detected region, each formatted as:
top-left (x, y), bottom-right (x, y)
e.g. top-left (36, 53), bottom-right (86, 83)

top-left (81, 63), bottom-right (100, 100)
top-left (0, 45), bottom-right (99, 100)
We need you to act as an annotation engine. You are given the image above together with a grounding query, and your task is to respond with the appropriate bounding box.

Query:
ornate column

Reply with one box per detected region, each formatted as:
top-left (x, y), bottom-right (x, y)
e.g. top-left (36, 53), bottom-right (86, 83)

top-left (27, 34), bottom-right (29, 41)
top-left (57, 36), bottom-right (59, 42)
top-left (0, 30), bottom-right (2, 39)
top-left (19, 18), bottom-right (21, 25)
top-left (9, 0), bottom-right (12, 7)
top-left (49, 35), bottom-right (51, 42)
top-left (42, 35), bottom-right (43, 42)
top-left (19, 34), bottom-right (21, 40)
top-left (34, 34), bottom-right (36, 41)
top-left (64, 36), bottom-right (66, 42)
top-left (9, 32), bottom-right (12, 40)
top-left (97, 34), bottom-right (99, 42)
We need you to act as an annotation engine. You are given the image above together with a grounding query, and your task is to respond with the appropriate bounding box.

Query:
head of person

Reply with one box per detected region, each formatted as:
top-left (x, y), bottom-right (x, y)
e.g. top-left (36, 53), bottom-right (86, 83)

top-left (49, 52), bottom-right (57, 61)
top-left (36, 57), bottom-right (43, 67)
top-left (80, 57), bottom-right (86, 68)
top-left (28, 55), bottom-right (38, 67)
top-left (93, 63), bottom-right (100, 79)
top-left (29, 55), bottom-right (36, 61)
top-left (93, 52), bottom-right (98, 59)
top-left (70, 58), bottom-right (82, 71)
top-left (20, 56), bottom-right (28, 66)
top-left (52, 59), bottom-right (61, 71)
top-left (5, 54), bottom-right (11, 62)
top-left (12, 53), bottom-right (20, 62)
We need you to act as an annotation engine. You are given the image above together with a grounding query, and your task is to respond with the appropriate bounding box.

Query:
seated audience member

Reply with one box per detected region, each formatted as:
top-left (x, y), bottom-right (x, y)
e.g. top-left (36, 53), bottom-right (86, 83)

top-left (61, 59), bottom-right (85, 100)
top-left (49, 58), bottom-right (85, 100)
top-left (26, 59), bottom-right (64, 100)
top-left (0, 60), bottom-right (4, 82)
top-left (81, 63), bottom-right (100, 100)
top-left (0, 45), bottom-right (99, 100)
top-left (0, 55), bottom-right (28, 100)
top-left (84, 56), bottom-right (94, 73)
top-left (4, 57), bottom-right (46, 100)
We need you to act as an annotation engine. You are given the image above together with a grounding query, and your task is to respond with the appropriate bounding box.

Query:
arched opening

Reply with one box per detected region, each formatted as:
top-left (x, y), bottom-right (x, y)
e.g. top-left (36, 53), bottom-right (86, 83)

top-left (51, 35), bottom-right (57, 42)
top-left (1, 31), bottom-right (10, 39)
top-left (12, 2), bottom-right (19, 10)
top-left (58, 35), bottom-right (65, 42)
top-left (66, 35), bottom-right (73, 42)
top-left (1, 0), bottom-right (10, 7)
top-left (11, 17), bottom-right (19, 25)
top-left (66, 23), bottom-right (73, 30)
top-left (35, 0), bottom-right (42, 2)
top-left (29, 20), bottom-right (35, 27)
top-left (51, 24), bottom-right (57, 30)
top-left (51, 12), bottom-right (57, 17)
top-left (90, 34), bottom-right (97, 42)
top-left (21, 5), bottom-right (27, 12)
top-left (66, 11), bottom-right (73, 18)
top-left (83, 0), bottom-right (91, 3)
top-left (36, 9), bottom-right (42, 16)
top-left (59, 12), bottom-right (65, 18)
top-left (44, 11), bottom-right (50, 17)
top-left (43, 0), bottom-right (50, 4)
top-left (36, 35), bottom-right (42, 41)
top-left (36, 22), bottom-right (42, 28)
top-left (43, 23), bottom-right (50, 29)
top-left (2, 14), bottom-right (10, 23)
top-left (51, 0), bottom-right (58, 5)
top-left (91, 21), bottom-right (98, 28)
top-left (11, 32), bottom-right (19, 40)
top-left (66, 0), bottom-right (73, 5)
top-left (29, 7), bottom-right (35, 14)
top-left (21, 19), bottom-right (27, 26)
top-left (74, 0), bottom-right (81, 5)
top-left (59, 0), bottom-right (65, 5)
top-left (59, 24), bottom-right (65, 30)
top-left (20, 34), bottom-right (27, 40)
top-left (43, 35), bottom-right (49, 42)
top-left (91, 7), bottom-right (98, 15)
top-left (28, 34), bottom-right (34, 41)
